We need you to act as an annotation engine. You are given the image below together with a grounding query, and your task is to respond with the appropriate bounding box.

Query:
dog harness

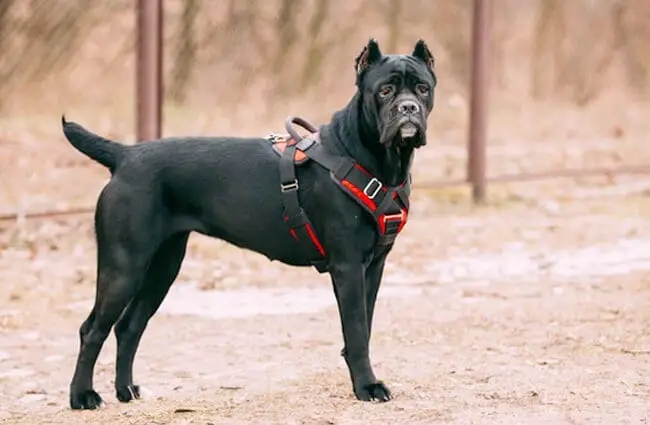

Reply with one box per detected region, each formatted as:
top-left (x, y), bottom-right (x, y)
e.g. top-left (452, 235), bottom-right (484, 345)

top-left (267, 117), bottom-right (411, 273)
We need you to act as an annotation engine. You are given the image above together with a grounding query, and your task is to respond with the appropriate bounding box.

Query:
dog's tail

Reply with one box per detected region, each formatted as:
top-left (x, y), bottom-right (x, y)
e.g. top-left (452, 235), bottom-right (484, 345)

top-left (61, 115), bottom-right (127, 172)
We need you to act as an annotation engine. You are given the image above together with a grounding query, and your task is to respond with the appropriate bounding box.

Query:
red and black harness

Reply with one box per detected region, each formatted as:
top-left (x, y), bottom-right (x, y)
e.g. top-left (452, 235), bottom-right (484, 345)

top-left (268, 117), bottom-right (410, 273)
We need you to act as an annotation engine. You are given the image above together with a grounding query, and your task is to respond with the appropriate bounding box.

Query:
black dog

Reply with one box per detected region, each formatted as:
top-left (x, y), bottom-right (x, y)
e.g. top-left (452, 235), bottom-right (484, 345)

top-left (62, 38), bottom-right (436, 410)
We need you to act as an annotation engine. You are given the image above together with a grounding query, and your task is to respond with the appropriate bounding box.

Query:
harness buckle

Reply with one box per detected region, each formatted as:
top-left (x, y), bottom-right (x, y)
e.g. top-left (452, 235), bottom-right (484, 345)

top-left (381, 211), bottom-right (406, 236)
top-left (281, 179), bottom-right (299, 192)
top-left (363, 177), bottom-right (383, 199)
top-left (382, 211), bottom-right (405, 223)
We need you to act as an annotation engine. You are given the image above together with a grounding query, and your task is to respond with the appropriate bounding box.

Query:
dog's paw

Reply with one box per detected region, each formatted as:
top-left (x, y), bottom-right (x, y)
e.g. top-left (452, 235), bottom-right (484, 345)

top-left (116, 384), bottom-right (141, 403)
top-left (354, 381), bottom-right (392, 402)
top-left (70, 389), bottom-right (104, 410)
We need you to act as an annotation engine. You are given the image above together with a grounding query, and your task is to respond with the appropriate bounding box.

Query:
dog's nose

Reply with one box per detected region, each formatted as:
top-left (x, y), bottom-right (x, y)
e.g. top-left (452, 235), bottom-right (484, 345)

top-left (397, 100), bottom-right (420, 115)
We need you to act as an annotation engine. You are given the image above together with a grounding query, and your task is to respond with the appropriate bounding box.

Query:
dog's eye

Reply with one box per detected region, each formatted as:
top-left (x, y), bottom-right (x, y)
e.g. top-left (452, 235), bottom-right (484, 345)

top-left (379, 85), bottom-right (394, 98)
top-left (416, 84), bottom-right (429, 95)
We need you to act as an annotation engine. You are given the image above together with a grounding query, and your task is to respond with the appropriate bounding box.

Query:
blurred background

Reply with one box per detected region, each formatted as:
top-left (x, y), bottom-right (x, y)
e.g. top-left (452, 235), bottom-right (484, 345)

top-left (0, 0), bottom-right (649, 214)
top-left (1, 3), bottom-right (650, 421)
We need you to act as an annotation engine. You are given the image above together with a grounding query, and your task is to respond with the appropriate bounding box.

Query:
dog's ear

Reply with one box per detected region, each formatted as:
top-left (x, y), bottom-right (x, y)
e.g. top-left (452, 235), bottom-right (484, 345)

top-left (411, 39), bottom-right (435, 73)
top-left (354, 38), bottom-right (382, 83)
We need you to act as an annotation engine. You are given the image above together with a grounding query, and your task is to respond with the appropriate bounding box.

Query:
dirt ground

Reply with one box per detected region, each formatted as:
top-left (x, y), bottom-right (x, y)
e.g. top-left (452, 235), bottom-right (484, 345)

top-left (2, 175), bottom-right (650, 424)
top-left (2, 2), bottom-right (650, 422)
top-left (1, 90), bottom-right (650, 424)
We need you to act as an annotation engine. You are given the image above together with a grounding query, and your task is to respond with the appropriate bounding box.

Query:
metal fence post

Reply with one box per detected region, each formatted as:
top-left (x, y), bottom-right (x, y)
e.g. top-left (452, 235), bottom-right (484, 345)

top-left (136, 0), bottom-right (163, 142)
top-left (467, 0), bottom-right (490, 203)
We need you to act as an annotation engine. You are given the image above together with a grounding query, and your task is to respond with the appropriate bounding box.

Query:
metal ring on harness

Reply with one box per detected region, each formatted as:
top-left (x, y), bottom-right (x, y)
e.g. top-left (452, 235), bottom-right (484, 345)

top-left (285, 116), bottom-right (318, 142)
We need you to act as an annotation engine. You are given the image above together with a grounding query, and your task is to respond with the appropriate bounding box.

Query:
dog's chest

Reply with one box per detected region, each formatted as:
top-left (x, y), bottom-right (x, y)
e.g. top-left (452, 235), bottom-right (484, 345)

top-left (264, 129), bottom-right (411, 273)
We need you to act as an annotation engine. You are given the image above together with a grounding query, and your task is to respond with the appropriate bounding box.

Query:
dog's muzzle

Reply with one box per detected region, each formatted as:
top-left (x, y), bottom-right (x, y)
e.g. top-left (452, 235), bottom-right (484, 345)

top-left (397, 100), bottom-right (422, 139)
top-left (397, 100), bottom-right (420, 115)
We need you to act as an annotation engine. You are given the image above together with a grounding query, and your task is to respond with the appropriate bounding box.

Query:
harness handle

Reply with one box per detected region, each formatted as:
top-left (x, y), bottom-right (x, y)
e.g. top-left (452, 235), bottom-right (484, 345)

top-left (285, 116), bottom-right (318, 142)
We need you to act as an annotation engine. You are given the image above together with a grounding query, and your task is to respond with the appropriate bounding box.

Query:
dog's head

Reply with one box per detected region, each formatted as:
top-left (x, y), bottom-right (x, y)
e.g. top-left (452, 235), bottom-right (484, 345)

top-left (355, 38), bottom-right (437, 150)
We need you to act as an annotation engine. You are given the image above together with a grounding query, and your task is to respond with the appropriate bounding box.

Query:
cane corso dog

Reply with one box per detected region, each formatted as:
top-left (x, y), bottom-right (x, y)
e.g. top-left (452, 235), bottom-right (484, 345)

top-left (62, 38), bottom-right (436, 409)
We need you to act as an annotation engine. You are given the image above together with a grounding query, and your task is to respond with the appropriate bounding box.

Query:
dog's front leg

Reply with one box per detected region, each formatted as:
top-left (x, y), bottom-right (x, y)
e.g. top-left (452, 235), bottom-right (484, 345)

top-left (330, 263), bottom-right (392, 402)
top-left (365, 247), bottom-right (391, 339)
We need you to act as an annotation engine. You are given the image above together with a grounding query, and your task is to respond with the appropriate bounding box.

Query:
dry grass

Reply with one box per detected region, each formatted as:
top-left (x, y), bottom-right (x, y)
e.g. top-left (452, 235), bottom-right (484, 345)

top-left (0, 1), bottom-right (649, 215)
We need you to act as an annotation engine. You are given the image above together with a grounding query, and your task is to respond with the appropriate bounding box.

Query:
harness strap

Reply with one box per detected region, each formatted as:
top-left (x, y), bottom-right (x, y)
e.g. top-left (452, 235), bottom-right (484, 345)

top-left (279, 141), bottom-right (328, 273)
top-left (300, 139), bottom-right (406, 211)
top-left (295, 136), bottom-right (355, 180)
top-left (298, 136), bottom-right (410, 246)
top-left (276, 118), bottom-right (411, 272)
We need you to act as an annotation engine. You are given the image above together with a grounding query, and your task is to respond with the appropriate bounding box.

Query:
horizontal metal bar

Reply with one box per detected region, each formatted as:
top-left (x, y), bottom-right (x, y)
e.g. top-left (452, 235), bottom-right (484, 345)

top-left (414, 164), bottom-right (650, 189)
top-left (0, 206), bottom-right (95, 222)
top-left (473, 164), bottom-right (650, 184)
top-left (1, 164), bottom-right (649, 222)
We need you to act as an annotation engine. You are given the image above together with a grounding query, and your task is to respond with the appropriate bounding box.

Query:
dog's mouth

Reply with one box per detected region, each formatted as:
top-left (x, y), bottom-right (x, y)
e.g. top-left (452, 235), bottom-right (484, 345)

top-left (379, 114), bottom-right (427, 150)
top-left (399, 122), bottom-right (418, 139)
top-left (394, 120), bottom-right (426, 149)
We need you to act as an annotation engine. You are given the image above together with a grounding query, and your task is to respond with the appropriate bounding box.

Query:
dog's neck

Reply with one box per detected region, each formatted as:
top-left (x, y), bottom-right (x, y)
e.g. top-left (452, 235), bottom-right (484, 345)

top-left (323, 93), bottom-right (413, 188)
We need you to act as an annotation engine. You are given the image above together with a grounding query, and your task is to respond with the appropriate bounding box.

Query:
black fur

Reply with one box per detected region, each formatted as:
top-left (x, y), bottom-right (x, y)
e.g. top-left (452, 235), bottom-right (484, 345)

top-left (64, 39), bottom-right (437, 409)
top-left (61, 115), bottom-right (125, 173)
top-left (411, 39), bottom-right (436, 74)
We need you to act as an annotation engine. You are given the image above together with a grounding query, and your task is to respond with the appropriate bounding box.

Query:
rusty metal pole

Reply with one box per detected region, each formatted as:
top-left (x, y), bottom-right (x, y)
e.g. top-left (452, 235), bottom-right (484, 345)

top-left (467, 0), bottom-right (490, 203)
top-left (136, 0), bottom-right (163, 142)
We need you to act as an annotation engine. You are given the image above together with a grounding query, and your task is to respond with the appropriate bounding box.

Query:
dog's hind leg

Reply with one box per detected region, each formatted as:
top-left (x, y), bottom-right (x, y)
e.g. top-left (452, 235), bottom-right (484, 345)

top-left (69, 250), bottom-right (152, 409)
top-left (69, 189), bottom-right (165, 410)
top-left (113, 232), bottom-right (190, 403)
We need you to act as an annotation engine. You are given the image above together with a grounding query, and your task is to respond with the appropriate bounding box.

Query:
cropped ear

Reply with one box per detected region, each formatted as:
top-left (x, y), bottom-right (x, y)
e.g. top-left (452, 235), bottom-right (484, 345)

top-left (411, 39), bottom-right (435, 73)
top-left (354, 38), bottom-right (382, 84)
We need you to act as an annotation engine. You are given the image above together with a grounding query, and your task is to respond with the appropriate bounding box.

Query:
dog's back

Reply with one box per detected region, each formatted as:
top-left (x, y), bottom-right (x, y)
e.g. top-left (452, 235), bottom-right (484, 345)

top-left (62, 116), bottom-right (335, 264)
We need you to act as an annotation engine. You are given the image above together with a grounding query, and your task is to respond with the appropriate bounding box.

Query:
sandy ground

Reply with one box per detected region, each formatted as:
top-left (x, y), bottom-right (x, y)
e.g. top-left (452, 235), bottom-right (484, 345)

top-left (1, 95), bottom-right (650, 423)
top-left (2, 5), bottom-right (650, 421)
top-left (2, 180), bottom-right (650, 424)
